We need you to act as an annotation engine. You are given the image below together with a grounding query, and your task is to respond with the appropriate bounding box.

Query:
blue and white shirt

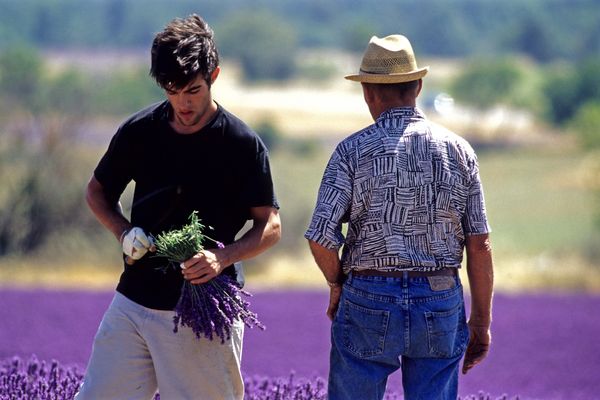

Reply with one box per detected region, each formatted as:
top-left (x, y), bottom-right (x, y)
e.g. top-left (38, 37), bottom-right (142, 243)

top-left (305, 107), bottom-right (491, 272)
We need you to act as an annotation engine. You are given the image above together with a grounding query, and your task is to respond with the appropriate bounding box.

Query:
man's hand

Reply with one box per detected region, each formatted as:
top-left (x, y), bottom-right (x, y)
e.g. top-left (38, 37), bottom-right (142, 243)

top-left (121, 227), bottom-right (155, 261)
top-left (326, 285), bottom-right (343, 321)
top-left (180, 249), bottom-right (227, 285)
top-left (462, 323), bottom-right (491, 374)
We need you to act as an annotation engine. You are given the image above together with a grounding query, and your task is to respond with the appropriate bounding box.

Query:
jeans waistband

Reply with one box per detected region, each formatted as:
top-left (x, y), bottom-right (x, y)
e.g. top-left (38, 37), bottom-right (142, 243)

top-left (351, 268), bottom-right (457, 278)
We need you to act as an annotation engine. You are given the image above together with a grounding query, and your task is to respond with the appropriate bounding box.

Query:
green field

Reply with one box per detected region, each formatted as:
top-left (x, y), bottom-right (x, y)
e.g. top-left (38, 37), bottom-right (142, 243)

top-left (479, 147), bottom-right (595, 258)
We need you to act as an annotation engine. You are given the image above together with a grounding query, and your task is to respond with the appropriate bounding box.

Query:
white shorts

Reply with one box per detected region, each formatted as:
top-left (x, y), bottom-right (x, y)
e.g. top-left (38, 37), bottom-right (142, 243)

top-left (75, 291), bottom-right (244, 400)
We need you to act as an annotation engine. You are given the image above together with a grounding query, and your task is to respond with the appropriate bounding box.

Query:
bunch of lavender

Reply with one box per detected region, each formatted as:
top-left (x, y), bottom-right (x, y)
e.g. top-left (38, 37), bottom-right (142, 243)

top-left (154, 211), bottom-right (264, 343)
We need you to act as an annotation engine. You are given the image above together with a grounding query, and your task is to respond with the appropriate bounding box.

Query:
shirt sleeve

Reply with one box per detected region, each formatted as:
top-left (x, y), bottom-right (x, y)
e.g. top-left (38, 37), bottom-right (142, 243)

top-left (304, 146), bottom-right (353, 249)
top-left (93, 124), bottom-right (134, 203)
top-left (461, 154), bottom-right (492, 235)
top-left (240, 138), bottom-right (279, 210)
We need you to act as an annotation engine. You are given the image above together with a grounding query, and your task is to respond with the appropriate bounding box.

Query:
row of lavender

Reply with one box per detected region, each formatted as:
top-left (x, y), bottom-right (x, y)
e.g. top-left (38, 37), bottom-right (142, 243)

top-left (0, 356), bottom-right (328, 400)
top-left (0, 355), bottom-right (515, 400)
top-left (1, 288), bottom-right (599, 399)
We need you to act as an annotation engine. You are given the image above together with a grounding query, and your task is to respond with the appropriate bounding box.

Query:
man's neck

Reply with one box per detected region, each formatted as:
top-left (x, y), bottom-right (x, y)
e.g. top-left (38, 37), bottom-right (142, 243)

top-left (169, 100), bottom-right (218, 135)
top-left (370, 100), bottom-right (416, 121)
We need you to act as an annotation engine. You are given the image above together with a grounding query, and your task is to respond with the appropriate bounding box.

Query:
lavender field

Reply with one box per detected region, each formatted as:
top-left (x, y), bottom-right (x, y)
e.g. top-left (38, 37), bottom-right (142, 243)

top-left (1, 288), bottom-right (599, 399)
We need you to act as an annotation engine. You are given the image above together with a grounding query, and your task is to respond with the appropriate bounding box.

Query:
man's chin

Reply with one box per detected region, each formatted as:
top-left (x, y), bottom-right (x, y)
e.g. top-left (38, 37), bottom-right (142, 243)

top-left (177, 114), bottom-right (200, 127)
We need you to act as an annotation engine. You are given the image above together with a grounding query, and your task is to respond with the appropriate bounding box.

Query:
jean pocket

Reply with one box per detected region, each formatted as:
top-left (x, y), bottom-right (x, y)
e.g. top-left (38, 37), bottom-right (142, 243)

top-left (424, 302), bottom-right (467, 358)
top-left (342, 299), bottom-right (390, 358)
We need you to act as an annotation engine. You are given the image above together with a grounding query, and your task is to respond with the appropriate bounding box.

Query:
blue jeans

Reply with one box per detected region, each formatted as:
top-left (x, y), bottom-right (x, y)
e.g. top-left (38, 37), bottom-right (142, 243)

top-left (329, 272), bottom-right (469, 400)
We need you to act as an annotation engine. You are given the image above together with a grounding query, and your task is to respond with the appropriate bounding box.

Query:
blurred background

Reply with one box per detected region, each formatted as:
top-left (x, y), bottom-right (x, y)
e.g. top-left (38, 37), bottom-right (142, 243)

top-left (0, 0), bottom-right (599, 293)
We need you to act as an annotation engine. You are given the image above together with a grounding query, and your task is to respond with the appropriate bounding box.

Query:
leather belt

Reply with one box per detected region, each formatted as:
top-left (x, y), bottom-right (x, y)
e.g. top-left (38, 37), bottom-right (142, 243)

top-left (352, 268), bottom-right (457, 278)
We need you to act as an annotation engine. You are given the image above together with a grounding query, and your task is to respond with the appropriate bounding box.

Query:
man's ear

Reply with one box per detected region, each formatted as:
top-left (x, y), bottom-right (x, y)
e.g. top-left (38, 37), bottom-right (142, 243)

top-left (210, 66), bottom-right (221, 85)
top-left (415, 79), bottom-right (423, 97)
top-left (361, 83), bottom-right (375, 103)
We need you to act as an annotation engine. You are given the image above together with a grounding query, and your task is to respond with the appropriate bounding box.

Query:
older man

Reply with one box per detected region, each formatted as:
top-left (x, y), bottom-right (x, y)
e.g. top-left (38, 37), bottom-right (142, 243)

top-left (305, 34), bottom-right (493, 400)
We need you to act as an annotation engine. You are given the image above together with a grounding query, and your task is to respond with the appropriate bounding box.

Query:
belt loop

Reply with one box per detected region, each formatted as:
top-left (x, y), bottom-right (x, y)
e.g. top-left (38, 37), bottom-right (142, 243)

top-left (402, 271), bottom-right (408, 288)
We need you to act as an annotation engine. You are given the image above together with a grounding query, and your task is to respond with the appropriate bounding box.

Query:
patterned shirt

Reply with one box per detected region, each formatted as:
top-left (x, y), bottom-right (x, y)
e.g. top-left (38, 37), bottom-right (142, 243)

top-left (305, 107), bottom-right (491, 272)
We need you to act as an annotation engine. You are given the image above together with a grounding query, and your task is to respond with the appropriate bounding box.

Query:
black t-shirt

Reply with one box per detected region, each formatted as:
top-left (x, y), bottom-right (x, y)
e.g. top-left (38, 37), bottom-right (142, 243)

top-left (94, 100), bottom-right (278, 310)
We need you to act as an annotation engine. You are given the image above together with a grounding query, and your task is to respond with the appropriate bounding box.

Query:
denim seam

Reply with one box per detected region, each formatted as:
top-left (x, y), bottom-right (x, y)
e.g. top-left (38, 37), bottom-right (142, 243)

top-left (344, 284), bottom-right (401, 304)
top-left (411, 284), bottom-right (462, 304)
top-left (345, 280), bottom-right (462, 305)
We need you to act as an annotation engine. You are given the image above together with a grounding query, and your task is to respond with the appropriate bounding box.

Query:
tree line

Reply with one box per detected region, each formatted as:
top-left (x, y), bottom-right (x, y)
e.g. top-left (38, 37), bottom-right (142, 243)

top-left (1, 0), bottom-right (599, 65)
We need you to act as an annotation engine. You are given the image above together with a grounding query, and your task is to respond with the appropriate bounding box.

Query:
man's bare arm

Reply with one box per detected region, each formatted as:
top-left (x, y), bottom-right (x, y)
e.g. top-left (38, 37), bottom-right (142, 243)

top-left (462, 233), bottom-right (494, 374)
top-left (307, 240), bottom-right (345, 320)
top-left (86, 175), bottom-right (131, 243)
top-left (307, 240), bottom-right (344, 285)
top-left (221, 206), bottom-right (281, 265)
top-left (181, 206), bottom-right (281, 284)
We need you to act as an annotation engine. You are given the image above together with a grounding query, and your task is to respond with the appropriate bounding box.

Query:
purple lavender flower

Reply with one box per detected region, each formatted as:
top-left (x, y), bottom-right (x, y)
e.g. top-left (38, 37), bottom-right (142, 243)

top-left (243, 374), bottom-right (327, 400)
top-left (154, 212), bottom-right (265, 343)
top-left (174, 274), bottom-right (264, 343)
top-left (0, 355), bottom-right (84, 399)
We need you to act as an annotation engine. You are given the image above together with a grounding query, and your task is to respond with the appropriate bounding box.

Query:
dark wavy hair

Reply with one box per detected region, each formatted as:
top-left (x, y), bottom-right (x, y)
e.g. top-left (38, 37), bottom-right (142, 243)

top-left (150, 14), bottom-right (219, 90)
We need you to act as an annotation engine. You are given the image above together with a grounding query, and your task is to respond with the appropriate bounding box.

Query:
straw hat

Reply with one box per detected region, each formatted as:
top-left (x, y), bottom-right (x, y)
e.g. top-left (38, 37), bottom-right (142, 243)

top-left (345, 35), bottom-right (429, 83)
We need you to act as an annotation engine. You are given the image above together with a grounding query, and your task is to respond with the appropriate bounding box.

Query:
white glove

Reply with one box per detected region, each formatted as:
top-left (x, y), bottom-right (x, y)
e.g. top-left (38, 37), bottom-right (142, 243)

top-left (121, 227), bottom-right (154, 260)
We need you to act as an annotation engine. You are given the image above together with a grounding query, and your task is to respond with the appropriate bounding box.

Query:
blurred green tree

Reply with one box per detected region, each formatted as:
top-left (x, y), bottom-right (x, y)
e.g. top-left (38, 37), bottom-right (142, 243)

top-left (253, 119), bottom-right (282, 151)
top-left (409, 1), bottom-right (472, 57)
top-left (0, 117), bottom-right (96, 256)
top-left (542, 65), bottom-right (579, 125)
top-left (0, 46), bottom-right (44, 112)
top-left (43, 68), bottom-right (92, 116)
top-left (508, 13), bottom-right (556, 63)
top-left (577, 59), bottom-right (600, 106)
top-left (570, 101), bottom-right (600, 254)
top-left (92, 67), bottom-right (163, 116)
top-left (1, 0), bottom-right (600, 62)
top-left (217, 10), bottom-right (298, 81)
top-left (449, 58), bottom-right (526, 109)
top-left (570, 101), bottom-right (600, 150)
top-left (543, 58), bottom-right (600, 125)
top-left (340, 20), bottom-right (375, 53)
top-left (0, 46), bottom-right (146, 258)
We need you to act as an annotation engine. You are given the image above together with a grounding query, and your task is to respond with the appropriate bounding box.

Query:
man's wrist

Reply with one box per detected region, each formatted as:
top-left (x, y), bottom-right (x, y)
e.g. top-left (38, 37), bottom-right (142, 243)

top-left (326, 274), bottom-right (346, 288)
top-left (119, 228), bottom-right (130, 244)
top-left (326, 280), bottom-right (342, 288)
top-left (468, 318), bottom-right (492, 328)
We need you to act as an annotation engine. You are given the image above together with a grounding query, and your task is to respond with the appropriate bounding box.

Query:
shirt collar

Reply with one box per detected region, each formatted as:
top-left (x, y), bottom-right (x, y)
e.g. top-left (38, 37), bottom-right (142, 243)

top-left (376, 107), bottom-right (425, 123)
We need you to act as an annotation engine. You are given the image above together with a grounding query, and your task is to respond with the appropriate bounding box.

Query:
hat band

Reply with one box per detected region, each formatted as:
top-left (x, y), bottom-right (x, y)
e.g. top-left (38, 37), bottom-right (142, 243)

top-left (358, 68), bottom-right (419, 76)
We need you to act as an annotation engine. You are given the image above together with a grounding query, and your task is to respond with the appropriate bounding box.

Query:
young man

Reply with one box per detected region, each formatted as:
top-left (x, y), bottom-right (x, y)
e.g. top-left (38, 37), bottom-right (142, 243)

top-left (76, 14), bottom-right (280, 400)
top-left (305, 35), bottom-right (494, 399)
